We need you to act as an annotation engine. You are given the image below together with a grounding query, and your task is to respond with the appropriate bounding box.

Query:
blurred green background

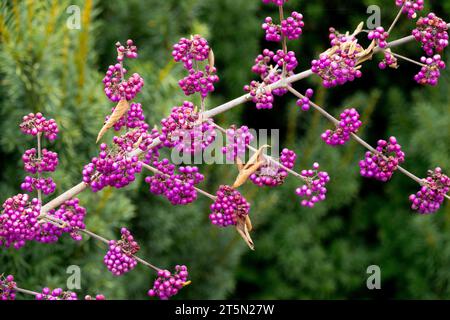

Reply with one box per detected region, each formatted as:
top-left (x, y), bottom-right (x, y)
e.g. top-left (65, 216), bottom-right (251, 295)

top-left (0, 0), bottom-right (449, 299)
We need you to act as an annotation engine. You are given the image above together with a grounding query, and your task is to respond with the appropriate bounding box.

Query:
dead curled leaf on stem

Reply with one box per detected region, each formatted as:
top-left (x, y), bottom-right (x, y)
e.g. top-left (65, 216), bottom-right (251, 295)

top-left (232, 145), bottom-right (270, 188)
top-left (96, 99), bottom-right (130, 143)
top-left (208, 48), bottom-right (215, 70)
top-left (236, 215), bottom-right (254, 250)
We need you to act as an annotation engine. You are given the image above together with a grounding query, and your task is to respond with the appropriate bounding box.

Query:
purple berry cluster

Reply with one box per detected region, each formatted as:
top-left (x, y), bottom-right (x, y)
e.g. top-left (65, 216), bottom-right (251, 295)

top-left (36, 198), bottom-right (87, 243)
top-left (112, 128), bottom-right (154, 154)
top-left (359, 137), bottom-right (405, 182)
top-left (178, 66), bottom-right (219, 98)
top-left (103, 64), bottom-right (144, 102)
top-left (321, 108), bottom-right (362, 146)
top-left (159, 101), bottom-right (216, 154)
top-left (36, 288), bottom-right (78, 300)
top-left (262, 17), bottom-right (282, 42)
top-left (413, 13), bottom-right (449, 56)
top-left (368, 27), bottom-right (389, 48)
top-left (21, 176), bottom-right (56, 195)
top-left (0, 274), bottom-right (16, 300)
top-left (273, 50), bottom-right (298, 72)
top-left (22, 148), bottom-right (58, 174)
top-left (395, 0), bottom-right (424, 19)
top-left (172, 35), bottom-right (210, 70)
top-left (244, 81), bottom-right (275, 110)
top-left (379, 50), bottom-right (398, 69)
top-left (311, 28), bottom-right (363, 88)
top-left (250, 49), bottom-right (291, 96)
top-left (296, 88), bottom-right (314, 111)
top-left (281, 12), bottom-right (304, 40)
top-left (250, 148), bottom-right (296, 187)
top-left (148, 265), bottom-right (189, 300)
top-left (20, 113), bottom-right (59, 141)
top-left (295, 163), bottom-right (330, 208)
top-left (145, 159), bottom-right (204, 205)
top-left (116, 39), bottom-right (138, 61)
top-left (104, 228), bottom-right (140, 276)
top-left (103, 39), bottom-right (144, 102)
top-left (410, 167), bottom-right (450, 214)
top-left (414, 55), bottom-right (446, 86)
top-left (209, 185), bottom-right (250, 227)
top-left (0, 194), bottom-right (41, 249)
top-left (222, 125), bottom-right (254, 161)
top-left (82, 143), bottom-right (143, 192)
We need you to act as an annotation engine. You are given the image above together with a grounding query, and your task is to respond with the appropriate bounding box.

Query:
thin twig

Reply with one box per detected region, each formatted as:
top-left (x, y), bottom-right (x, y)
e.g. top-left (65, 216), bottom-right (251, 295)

top-left (387, 6), bottom-right (404, 34)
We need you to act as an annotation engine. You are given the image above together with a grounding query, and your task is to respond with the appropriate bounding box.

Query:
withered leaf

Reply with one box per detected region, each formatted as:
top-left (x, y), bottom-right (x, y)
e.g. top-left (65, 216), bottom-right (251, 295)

top-left (208, 48), bottom-right (215, 70)
top-left (236, 156), bottom-right (244, 172)
top-left (352, 21), bottom-right (364, 36)
top-left (96, 99), bottom-right (130, 143)
top-left (232, 145), bottom-right (269, 188)
top-left (236, 216), bottom-right (254, 250)
top-left (245, 215), bottom-right (253, 232)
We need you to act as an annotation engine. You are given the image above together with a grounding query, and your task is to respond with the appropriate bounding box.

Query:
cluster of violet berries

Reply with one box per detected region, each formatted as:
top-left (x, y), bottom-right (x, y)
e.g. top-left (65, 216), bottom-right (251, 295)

top-left (172, 35), bottom-right (219, 98)
top-left (36, 198), bottom-right (87, 244)
top-left (263, 11), bottom-right (304, 42)
top-left (379, 50), bottom-right (398, 69)
top-left (178, 65), bottom-right (219, 98)
top-left (209, 185), bottom-right (250, 227)
top-left (82, 143), bottom-right (143, 192)
top-left (311, 28), bottom-right (363, 88)
top-left (410, 167), bottom-right (450, 214)
top-left (22, 148), bottom-right (58, 174)
top-left (103, 40), bottom-right (144, 102)
top-left (413, 13), bottom-right (449, 56)
top-left (159, 101), bottom-right (216, 154)
top-left (20, 113), bottom-right (59, 197)
top-left (396, 0), bottom-right (424, 19)
top-left (295, 163), bottom-right (330, 208)
top-left (244, 81), bottom-right (275, 110)
top-left (414, 55), bottom-right (446, 86)
top-left (296, 88), bottom-right (314, 111)
top-left (148, 265), bottom-right (189, 300)
top-left (0, 194), bottom-right (41, 249)
top-left (368, 27), bottom-right (389, 48)
top-left (222, 125), bottom-right (254, 161)
top-left (20, 113), bottom-right (58, 141)
top-left (21, 176), bottom-right (56, 196)
top-left (36, 288), bottom-right (78, 300)
top-left (104, 228), bottom-right (140, 276)
top-left (321, 108), bottom-right (362, 146)
top-left (250, 148), bottom-right (296, 187)
top-left (172, 35), bottom-right (210, 70)
top-left (359, 137), bottom-right (405, 182)
top-left (145, 159), bottom-right (205, 206)
top-left (0, 274), bottom-right (16, 300)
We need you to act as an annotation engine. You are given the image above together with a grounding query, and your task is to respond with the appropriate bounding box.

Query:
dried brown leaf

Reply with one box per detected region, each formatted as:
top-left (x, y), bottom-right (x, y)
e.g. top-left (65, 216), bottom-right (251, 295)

top-left (352, 21), bottom-right (364, 36)
top-left (208, 48), bottom-right (215, 70)
top-left (96, 99), bottom-right (130, 143)
top-left (236, 216), bottom-right (254, 250)
top-left (232, 145), bottom-right (269, 188)
top-left (245, 215), bottom-right (253, 232)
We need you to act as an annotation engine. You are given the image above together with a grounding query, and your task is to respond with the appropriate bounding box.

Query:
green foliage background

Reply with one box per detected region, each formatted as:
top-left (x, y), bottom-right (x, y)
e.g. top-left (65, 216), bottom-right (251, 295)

top-left (0, 0), bottom-right (449, 299)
